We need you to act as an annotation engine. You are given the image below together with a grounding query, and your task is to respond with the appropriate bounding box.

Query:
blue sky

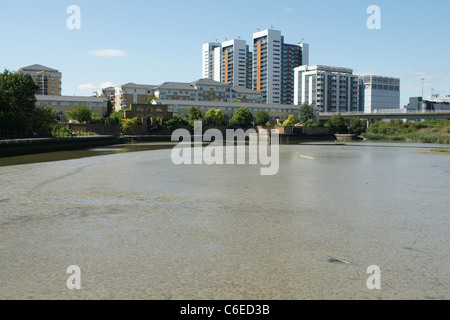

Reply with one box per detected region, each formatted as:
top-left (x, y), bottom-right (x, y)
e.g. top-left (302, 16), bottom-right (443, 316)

top-left (1, 0), bottom-right (449, 106)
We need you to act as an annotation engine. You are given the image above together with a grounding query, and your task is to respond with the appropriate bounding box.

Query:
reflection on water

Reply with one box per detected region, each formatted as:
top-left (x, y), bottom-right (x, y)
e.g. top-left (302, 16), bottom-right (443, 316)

top-left (0, 141), bottom-right (449, 300)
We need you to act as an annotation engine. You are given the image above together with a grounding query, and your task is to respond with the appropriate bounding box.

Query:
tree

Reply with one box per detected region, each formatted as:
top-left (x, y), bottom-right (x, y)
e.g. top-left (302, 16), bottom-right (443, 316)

top-left (349, 118), bottom-right (367, 135)
top-left (255, 110), bottom-right (269, 125)
top-left (163, 114), bottom-right (189, 131)
top-left (30, 107), bottom-right (58, 137)
top-left (326, 113), bottom-right (348, 134)
top-left (229, 107), bottom-right (253, 127)
top-left (298, 103), bottom-right (315, 124)
top-left (106, 99), bottom-right (113, 117)
top-left (145, 96), bottom-right (158, 104)
top-left (282, 115), bottom-right (297, 127)
top-left (0, 69), bottom-right (39, 136)
top-left (109, 110), bottom-right (125, 124)
top-left (66, 104), bottom-right (93, 123)
top-left (205, 109), bottom-right (225, 126)
top-left (121, 117), bottom-right (139, 132)
top-left (187, 106), bottom-right (202, 121)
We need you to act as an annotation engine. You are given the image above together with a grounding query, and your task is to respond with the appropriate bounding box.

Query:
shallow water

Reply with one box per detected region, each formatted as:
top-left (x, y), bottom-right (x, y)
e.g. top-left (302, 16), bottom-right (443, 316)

top-left (0, 141), bottom-right (449, 299)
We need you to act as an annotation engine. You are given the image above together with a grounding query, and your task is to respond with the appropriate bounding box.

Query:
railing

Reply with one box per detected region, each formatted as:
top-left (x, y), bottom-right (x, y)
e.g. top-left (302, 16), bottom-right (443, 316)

top-left (319, 110), bottom-right (450, 116)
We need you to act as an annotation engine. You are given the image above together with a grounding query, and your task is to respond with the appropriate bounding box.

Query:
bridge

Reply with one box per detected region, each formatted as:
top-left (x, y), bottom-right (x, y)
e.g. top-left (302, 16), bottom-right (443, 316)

top-left (318, 110), bottom-right (450, 122)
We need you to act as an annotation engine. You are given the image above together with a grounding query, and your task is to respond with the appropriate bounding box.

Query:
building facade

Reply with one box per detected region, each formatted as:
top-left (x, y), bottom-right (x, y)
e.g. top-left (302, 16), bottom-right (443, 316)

top-left (151, 99), bottom-right (299, 122)
top-left (294, 65), bottom-right (360, 113)
top-left (19, 64), bottom-right (62, 96)
top-left (252, 30), bottom-right (308, 105)
top-left (153, 79), bottom-right (263, 104)
top-left (112, 83), bottom-right (157, 111)
top-left (35, 95), bottom-right (109, 120)
top-left (359, 75), bottom-right (400, 113)
top-left (405, 96), bottom-right (450, 112)
top-left (202, 42), bottom-right (221, 80)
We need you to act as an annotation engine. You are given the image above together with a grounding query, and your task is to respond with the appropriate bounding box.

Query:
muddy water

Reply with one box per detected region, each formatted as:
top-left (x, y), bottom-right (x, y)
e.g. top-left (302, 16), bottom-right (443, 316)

top-left (0, 142), bottom-right (449, 299)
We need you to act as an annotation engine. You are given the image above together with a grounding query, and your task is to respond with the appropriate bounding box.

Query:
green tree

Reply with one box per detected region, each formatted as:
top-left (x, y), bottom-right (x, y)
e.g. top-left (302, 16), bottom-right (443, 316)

top-left (145, 96), bottom-right (158, 104)
top-left (349, 118), bottom-right (367, 135)
top-left (0, 70), bottom-right (39, 136)
top-left (326, 113), bottom-right (348, 134)
top-left (109, 110), bottom-right (125, 124)
top-left (66, 104), bottom-right (93, 123)
top-left (30, 107), bottom-right (58, 137)
top-left (121, 117), bottom-right (139, 132)
top-left (255, 110), bottom-right (269, 125)
top-left (205, 109), bottom-right (225, 126)
top-left (298, 102), bottom-right (315, 124)
top-left (163, 114), bottom-right (189, 131)
top-left (106, 99), bottom-right (113, 117)
top-left (229, 107), bottom-right (253, 127)
top-left (187, 106), bottom-right (203, 121)
top-left (282, 115), bottom-right (297, 126)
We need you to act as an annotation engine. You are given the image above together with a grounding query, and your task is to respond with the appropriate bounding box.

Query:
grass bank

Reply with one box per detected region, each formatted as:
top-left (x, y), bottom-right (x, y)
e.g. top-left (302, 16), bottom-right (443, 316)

top-left (363, 119), bottom-right (450, 145)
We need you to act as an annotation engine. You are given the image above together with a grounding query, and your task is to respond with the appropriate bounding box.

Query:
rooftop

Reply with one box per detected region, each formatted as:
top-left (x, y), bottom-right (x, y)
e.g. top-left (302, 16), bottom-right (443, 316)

top-left (36, 95), bottom-right (108, 103)
top-left (19, 64), bottom-right (60, 73)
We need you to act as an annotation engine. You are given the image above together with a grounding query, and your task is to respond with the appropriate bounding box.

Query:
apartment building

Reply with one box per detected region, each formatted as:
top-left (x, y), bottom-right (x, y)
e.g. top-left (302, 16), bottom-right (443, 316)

top-left (203, 40), bottom-right (252, 89)
top-left (35, 95), bottom-right (109, 120)
top-left (18, 64), bottom-right (62, 96)
top-left (359, 75), bottom-right (400, 113)
top-left (112, 83), bottom-right (157, 111)
top-left (151, 99), bottom-right (299, 122)
top-left (252, 30), bottom-right (308, 105)
top-left (153, 79), bottom-right (263, 104)
top-left (294, 65), bottom-right (360, 113)
top-left (202, 42), bottom-right (221, 80)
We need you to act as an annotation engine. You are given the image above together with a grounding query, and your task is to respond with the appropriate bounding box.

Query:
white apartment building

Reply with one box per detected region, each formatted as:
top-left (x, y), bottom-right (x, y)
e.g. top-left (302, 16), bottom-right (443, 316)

top-left (359, 75), bottom-right (400, 113)
top-left (219, 39), bottom-right (249, 88)
top-left (112, 83), bottom-right (157, 111)
top-left (294, 65), bottom-right (360, 113)
top-left (202, 42), bottom-right (221, 80)
top-left (252, 29), bottom-right (283, 104)
top-left (203, 40), bottom-right (251, 89)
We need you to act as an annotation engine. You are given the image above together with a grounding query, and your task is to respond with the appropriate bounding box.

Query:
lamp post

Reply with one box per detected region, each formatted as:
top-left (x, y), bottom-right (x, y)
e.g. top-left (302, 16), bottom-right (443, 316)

top-left (421, 78), bottom-right (425, 99)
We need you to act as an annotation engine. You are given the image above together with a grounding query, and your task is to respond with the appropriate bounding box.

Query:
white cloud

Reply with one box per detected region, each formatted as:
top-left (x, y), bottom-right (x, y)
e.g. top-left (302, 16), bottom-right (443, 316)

top-left (77, 82), bottom-right (116, 94)
top-left (100, 81), bottom-right (115, 89)
top-left (89, 49), bottom-right (127, 58)
top-left (77, 83), bottom-right (96, 91)
top-left (285, 8), bottom-right (294, 12)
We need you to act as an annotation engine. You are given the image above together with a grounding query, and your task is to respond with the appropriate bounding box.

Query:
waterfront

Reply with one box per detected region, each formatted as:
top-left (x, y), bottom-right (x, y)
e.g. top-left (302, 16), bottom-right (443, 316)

top-left (0, 141), bottom-right (449, 299)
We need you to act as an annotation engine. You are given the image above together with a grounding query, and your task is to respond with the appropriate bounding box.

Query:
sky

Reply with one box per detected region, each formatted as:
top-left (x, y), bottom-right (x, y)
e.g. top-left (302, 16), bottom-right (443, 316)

top-left (1, 0), bottom-right (449, 107)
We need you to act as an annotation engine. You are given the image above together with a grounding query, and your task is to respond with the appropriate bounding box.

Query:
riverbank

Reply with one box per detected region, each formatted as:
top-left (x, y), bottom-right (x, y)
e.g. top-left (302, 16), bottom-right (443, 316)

top-left (0, 135), bottom-right (125, 158)
top-left (363, 119), bottom-right (450, 145)
top-left (363, 130), bottom-right (450, 145)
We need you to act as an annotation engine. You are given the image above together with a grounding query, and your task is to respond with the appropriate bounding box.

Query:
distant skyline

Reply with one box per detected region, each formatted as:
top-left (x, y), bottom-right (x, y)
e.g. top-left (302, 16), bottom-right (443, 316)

top-left (1, 0), bottom-right (449, 107)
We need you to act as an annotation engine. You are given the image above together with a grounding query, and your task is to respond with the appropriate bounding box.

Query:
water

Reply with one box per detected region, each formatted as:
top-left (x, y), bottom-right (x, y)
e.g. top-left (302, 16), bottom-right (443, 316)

top-left (0, 141), bottom-right (449, 300)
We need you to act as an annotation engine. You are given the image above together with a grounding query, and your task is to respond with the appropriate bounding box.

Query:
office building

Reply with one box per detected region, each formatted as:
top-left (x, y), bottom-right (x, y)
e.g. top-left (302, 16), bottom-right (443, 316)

top-left (294, 65), bottom-right (360, 113)
top-left (359, 75), bottom-right (400, 113)
top-left (18, 64), bottom-right (62, 96)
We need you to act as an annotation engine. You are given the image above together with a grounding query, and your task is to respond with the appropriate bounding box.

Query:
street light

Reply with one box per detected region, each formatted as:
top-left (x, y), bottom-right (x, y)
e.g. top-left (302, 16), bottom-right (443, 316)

top-left (421, 78), bottom-right (425, 99)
